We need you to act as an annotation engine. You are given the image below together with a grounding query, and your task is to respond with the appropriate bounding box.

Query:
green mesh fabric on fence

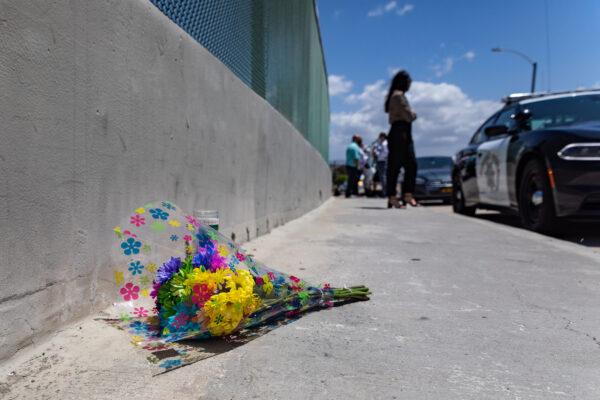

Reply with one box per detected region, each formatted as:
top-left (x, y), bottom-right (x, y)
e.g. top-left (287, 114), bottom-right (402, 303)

top-left (150, 0), bottom-right (330, 161)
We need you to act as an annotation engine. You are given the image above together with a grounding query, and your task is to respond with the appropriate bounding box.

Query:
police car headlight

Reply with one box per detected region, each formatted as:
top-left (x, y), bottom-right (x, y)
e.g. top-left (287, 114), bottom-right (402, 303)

top-left (558, 143), bottom-right (600, 160)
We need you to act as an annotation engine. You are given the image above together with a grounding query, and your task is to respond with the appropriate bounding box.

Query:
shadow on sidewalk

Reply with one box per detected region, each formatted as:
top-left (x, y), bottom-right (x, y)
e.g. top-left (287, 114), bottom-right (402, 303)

top-left (475, 212), bottom-right (600, 248)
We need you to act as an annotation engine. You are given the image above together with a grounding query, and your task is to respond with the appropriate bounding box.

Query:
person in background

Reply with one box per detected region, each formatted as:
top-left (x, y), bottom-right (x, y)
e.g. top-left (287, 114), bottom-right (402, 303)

top-left (355, 135), bottom-right (369, 168)
top-left (372, 132), bottom-right (389, 197)
top-left (345, 135), bottom-right (362, 198)
top-left (384, 70), bottom-right (419, 208)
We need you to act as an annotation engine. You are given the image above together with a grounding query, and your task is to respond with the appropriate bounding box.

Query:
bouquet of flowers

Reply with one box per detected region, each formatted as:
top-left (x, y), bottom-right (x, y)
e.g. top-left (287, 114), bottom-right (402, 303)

top-left (112, 201), bottom-right (370, 342)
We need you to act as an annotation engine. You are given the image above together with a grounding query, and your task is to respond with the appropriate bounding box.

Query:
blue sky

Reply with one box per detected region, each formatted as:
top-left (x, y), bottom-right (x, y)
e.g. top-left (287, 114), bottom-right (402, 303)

top-left (317, 0), bottom-right (600, 161)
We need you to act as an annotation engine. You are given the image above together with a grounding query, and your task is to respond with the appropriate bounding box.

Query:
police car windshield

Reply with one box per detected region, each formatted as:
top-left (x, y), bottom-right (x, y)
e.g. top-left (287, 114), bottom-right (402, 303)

top-left (524, 94), bottom-right (600, 131)
top-left (417, 157), bottom-right (453, 170)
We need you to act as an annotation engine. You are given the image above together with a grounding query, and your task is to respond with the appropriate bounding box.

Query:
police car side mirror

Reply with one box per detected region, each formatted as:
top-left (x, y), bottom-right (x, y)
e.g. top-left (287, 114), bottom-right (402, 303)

top-left (514, 109), bottom-right (532, 123)
top-left (484, 125), bottom-right (509, 137)
top-left (513, 109), bottom-right (532, 131)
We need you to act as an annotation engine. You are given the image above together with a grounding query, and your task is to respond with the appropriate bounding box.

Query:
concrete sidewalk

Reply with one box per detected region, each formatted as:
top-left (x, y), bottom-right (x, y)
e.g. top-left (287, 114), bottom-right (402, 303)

top-left (2, 198), bottom-right (600, 399)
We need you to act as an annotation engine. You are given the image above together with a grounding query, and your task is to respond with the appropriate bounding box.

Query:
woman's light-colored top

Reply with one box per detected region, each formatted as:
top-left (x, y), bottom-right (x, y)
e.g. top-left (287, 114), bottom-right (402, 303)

top-left (388, 90), bottom-right (417, 124)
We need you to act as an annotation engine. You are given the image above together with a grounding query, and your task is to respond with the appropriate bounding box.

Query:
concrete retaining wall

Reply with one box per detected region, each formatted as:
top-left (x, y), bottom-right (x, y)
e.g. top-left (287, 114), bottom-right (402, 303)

top-left (0, 0), bottom-right (331, 361)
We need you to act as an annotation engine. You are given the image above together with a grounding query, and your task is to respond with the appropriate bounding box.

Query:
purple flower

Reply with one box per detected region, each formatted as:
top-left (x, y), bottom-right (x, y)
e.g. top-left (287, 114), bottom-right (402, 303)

top-left (191, 242), bottom-right (226, 272)
top-left (192, 242), bottom-right (215, 268)
top-left (192, 252), bottom-right (208, 268)
top-left (209, 252), bottom-right (227, 271)
top-left (150, 281), bottom-right (162, 299)
top-left (196, 231), bottom-right (213, 249)
top-left (155, 257), bottom-right (182, 285)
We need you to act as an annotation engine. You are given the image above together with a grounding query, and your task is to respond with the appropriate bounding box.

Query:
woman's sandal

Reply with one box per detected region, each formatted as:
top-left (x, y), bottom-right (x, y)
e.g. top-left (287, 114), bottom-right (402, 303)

top-left (388, 197), bottom-right (406, 209)
top-left (403, 196), bottom-right (421, 207)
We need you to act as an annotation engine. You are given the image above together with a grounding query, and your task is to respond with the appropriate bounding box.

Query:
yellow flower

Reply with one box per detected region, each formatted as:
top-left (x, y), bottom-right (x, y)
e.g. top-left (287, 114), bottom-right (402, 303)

top-left (186, 268), bottom-right (238, 293)
top-left (146, 263), bottom-right (157, 273)
top-left (218, 244), bottom-right (229, 257)
top-left (130, 335), bottom-right (143, 345)
top-left (201, 270), bottom-right (260, 336)
top-left (187, 223), bottom-right (195, 232)
top-left (135, 207), bottom-right (145, 215)
top-left (113, 226), bottom-right (122, 237)
top-left (203, 297), bottom-right (244, 336)
top-left (172, 266), bottom-right (261, 336)
top-left (114, 270), bottom-right (124, 284)
top-left (261, 274), bottom-right (273, 295)
top-left (168, 219), bottom-right (181, 228)
top-left (140, 289), bottom-right (149, 297)
top-left (263, 283), bottom-right (273, 295)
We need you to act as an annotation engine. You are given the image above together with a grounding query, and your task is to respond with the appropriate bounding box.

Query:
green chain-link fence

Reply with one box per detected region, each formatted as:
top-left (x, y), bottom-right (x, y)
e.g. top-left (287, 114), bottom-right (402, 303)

top-left (150, 0), bottom-right (330, 161)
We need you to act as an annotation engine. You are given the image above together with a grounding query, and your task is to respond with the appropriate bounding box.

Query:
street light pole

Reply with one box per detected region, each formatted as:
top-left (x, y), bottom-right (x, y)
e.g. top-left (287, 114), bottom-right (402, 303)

top-left (491, 47), bottom-right (537, 93)
top-left (531, 62), bottom-right (537, 93)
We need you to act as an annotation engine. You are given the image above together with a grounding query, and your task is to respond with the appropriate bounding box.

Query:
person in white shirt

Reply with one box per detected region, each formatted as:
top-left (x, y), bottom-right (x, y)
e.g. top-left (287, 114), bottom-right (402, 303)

top-left (372, 132), bottom-right (389, 197)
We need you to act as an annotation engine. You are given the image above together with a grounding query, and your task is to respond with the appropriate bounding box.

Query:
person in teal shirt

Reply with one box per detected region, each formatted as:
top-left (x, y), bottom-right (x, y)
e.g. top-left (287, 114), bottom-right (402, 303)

top-left (345, 135), bottom-right (362, 198)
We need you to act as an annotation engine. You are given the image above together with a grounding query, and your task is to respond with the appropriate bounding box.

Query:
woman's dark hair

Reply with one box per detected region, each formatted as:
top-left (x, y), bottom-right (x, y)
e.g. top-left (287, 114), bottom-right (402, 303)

top-left (385, 70), bottom-right (412, 113)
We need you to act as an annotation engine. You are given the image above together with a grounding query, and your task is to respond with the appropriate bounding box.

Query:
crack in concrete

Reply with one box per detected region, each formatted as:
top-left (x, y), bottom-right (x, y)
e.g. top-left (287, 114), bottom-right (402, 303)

top-left (0, 282), bottom-right (60, 305)
top-left (563, 317), bottom-right (600, 348)
top-left (0, 275), bottom-right (89, 305)
top-left (22, 319), bottom-right (35, 334)
top-left (115, 130), bottom-right (127, 152)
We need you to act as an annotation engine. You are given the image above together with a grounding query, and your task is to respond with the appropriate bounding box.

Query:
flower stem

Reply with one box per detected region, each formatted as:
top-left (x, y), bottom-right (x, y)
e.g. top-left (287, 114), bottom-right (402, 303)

top-left (331, 285), bottom-right (371, 303)
top-left (247, 285), bottom-right (371, 324)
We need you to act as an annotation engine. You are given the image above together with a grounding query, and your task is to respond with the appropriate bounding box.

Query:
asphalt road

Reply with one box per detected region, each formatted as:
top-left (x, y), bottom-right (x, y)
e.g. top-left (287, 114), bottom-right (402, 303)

top-left (2, 197), bottom-right (600, 399)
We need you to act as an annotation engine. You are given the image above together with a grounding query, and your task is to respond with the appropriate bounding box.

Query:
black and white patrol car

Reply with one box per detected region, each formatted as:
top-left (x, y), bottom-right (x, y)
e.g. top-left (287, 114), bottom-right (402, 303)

top-left (452, 89), bottom-right (600, 233)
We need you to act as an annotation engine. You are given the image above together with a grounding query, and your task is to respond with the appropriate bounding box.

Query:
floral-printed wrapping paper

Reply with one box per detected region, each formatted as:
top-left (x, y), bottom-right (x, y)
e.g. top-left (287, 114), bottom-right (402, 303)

top-left (99, 312), bottom-right (299, 375)
top-left (104, 201), bottom-right (369, 373)
top-left (110, 201), bottom-right (190, 321)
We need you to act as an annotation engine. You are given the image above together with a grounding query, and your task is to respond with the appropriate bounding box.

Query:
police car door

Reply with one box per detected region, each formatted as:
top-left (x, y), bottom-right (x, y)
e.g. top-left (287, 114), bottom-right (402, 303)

top-left (476, 107), bottom-right (516, 206)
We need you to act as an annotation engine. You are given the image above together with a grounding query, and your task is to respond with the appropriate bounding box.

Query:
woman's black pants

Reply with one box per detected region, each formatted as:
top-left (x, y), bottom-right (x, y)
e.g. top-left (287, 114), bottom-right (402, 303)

top-left (386, 121), bottom-right (417, 197)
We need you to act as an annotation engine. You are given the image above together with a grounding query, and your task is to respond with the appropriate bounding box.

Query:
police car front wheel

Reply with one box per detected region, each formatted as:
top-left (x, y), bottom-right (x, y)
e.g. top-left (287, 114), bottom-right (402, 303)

top-left (452, 179), bottom-right (476, 216)
top-left (518, 159), bottom-right (558, 233)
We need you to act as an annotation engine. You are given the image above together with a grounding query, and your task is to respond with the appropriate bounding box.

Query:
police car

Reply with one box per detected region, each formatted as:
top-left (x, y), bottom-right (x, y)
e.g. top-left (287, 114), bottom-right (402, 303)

top-left (452, 89), bottom-right (600, 233)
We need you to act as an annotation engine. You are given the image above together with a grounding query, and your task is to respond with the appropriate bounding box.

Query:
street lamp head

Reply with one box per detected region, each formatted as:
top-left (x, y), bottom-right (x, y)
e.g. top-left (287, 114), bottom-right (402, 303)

top-left (490, 47), bottom-right (537, 93)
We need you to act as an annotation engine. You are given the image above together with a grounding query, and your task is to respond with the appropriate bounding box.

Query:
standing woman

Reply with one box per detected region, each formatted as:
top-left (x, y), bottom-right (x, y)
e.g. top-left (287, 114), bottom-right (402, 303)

top-left (385, 70), bottom-right (419, 208)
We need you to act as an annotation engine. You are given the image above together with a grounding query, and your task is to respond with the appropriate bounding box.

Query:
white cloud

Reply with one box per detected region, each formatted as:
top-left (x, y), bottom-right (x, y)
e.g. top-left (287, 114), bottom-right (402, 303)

top-left (432, 57), bottom-right (454, 78)
top-left (408, 81), bottom-right (500, 155)
top-left (330, 80), bottom-right (388, 161)
top-left (328, 75), bottom-right (354, 96)
top-left (368, 1), bottom-right (413, 17)
top-left (367, 1), bottom-right (395, 17)
top-left (384, 1), bottom-right (397, 12)
top-left (463, 51), bottom-right (476, 61)
top-left (397, 4), bottom-right (414, 15)
top-left (344, 80), bottom-right (386, 105)
top-left (431, 50), bottom-right (476, 78)
top-left (329, 78), bottom-right (501, 161)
